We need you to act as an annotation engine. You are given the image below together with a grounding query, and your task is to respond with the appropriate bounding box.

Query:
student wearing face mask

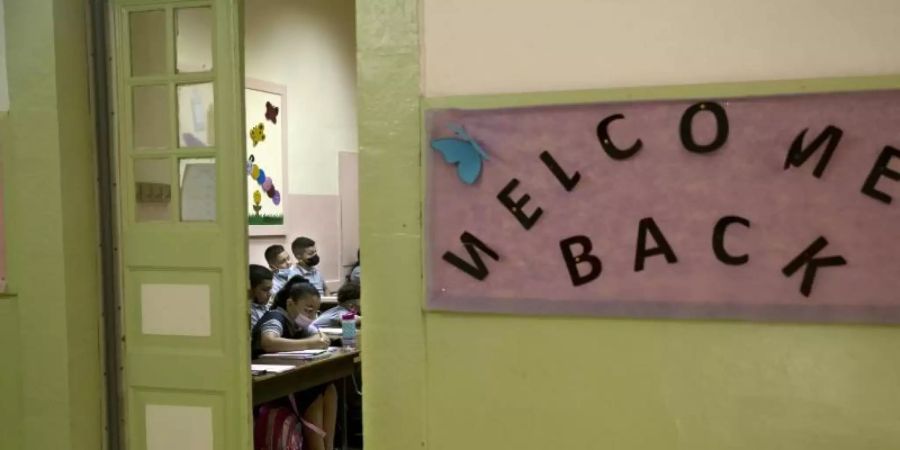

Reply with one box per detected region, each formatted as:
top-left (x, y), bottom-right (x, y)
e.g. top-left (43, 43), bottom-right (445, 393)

top-left (265, 244), bottom-right (301, 298)
top-left (251, 275), bottom-right (338, 450)
top-left (251, 276), bottom-right (331, 358)
top-left (291, 236), bottom-right (326, 296)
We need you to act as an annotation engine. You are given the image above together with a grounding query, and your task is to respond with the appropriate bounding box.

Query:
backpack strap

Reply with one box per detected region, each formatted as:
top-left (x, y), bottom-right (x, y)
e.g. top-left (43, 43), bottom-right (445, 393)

top-left (300, 418), bottom-right (326, 438)
top-left (287, 394), bottom-right (327, 438)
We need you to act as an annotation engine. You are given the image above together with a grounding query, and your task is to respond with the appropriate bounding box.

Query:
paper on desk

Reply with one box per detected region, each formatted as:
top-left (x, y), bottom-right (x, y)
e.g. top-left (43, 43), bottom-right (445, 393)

top-left (278, 349), bottom-right (327, 355)
top-left (251, 364), bottom-right (294, 373)
top-left (258, 349), bottom-right (330, 360)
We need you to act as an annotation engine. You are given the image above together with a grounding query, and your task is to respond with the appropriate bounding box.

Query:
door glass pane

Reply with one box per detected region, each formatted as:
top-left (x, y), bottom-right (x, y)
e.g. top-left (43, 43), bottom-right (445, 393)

top-left (179, 158), bottom-right (216, 222)
top-left (130, 10), bottom-right (167, 76)
top-left (176, 8), bottom-right (214, 73)
top-left (178, 83), bottom-right (215, 147)
top-left (134, 158), bottom-right (172, 222)
top-left (133, 85), bottom-right (170, 149)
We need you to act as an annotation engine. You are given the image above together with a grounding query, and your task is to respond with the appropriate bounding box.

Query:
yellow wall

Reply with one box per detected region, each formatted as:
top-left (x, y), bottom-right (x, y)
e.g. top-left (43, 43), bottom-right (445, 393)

top-left (360, 1), bottom-right (900, 449)
top-left (1, 0), bottom-right (103, 449)
top-left (0, 293), bottom-right (21, 450)
top-left (0, 0), bottom-right (8, 112)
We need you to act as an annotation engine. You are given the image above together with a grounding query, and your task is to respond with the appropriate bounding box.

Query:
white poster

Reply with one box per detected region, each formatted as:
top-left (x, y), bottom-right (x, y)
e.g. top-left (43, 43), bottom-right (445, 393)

top-left (245, 80), bottom-right (287, 235)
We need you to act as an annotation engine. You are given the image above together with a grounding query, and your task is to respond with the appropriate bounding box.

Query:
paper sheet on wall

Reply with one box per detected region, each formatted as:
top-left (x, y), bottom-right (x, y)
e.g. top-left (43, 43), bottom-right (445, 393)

top-left (180, 161), bottom-right (216, 221)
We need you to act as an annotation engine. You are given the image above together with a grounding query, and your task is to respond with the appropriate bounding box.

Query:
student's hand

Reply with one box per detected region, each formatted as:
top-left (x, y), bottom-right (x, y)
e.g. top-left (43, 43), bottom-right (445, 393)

top-left (316, 331), bottom-right (331, 348)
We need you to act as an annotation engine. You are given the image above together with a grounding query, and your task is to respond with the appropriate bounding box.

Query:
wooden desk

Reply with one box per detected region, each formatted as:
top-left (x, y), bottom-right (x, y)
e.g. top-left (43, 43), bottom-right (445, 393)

top-left (252, 349), bottom-right (360, 406)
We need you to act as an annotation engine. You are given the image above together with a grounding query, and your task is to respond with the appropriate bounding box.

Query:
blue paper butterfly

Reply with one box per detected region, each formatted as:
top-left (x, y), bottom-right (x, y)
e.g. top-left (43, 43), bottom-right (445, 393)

top-left (430, 124), bottom-right (489, 185)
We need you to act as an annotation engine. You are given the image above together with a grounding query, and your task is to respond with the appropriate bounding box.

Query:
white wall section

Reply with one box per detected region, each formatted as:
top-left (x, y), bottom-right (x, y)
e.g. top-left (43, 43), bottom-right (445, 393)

top-left (423, 0), bottom-right (900, 96)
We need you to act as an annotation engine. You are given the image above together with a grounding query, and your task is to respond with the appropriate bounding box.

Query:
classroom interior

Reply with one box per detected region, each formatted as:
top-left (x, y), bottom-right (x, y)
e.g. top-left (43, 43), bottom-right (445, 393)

top-left (242, 1), bottom-right (363, 449)
top-left (2, 1), bottom-right (900, 450)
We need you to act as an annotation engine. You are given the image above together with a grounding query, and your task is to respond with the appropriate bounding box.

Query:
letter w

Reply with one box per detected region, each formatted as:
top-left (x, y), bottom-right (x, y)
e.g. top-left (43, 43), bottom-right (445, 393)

top-left (442, 232), bottom-right (500, 281)
top-left (783, 125), bottom-right (843, 178)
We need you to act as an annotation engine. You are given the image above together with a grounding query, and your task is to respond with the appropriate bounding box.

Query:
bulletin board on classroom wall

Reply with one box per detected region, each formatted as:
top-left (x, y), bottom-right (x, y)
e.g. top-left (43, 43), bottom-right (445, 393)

top-left (424, 85), bottom-right (900, 324)
top-left (246, 79), bottom-right (288, 236)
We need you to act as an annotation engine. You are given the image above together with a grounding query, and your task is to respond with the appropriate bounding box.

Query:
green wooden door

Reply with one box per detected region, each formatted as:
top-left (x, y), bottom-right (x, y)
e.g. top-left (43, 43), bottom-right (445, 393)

top-left (111, 2), bottom-right (250, 449)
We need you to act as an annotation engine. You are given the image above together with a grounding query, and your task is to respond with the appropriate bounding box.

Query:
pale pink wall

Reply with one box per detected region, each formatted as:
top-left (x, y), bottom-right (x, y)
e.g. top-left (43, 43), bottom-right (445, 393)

top-left (339, 151), bottom-right (359, 269)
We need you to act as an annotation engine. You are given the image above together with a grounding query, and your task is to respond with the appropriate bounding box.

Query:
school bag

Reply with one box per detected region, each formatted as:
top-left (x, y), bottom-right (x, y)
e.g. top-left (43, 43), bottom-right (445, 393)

top-left (254, 395), bottom-right (326, 450)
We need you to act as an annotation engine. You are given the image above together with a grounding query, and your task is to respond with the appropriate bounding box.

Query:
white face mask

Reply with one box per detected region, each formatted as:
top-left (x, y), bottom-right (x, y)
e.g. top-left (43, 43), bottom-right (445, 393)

top-left (276, 268), bottom-right (294, 279)
top-left (294, 312), bottom-right (315, 329)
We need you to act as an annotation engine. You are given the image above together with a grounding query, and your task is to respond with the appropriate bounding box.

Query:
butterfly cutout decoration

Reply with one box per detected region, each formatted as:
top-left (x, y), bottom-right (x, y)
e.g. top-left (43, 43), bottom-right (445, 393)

top-left (430, 124), bottom-right (489, 185)
top-left (265, 101), bottom-right (279, 124)
top-left (249, 123), bottom-right (266, 147)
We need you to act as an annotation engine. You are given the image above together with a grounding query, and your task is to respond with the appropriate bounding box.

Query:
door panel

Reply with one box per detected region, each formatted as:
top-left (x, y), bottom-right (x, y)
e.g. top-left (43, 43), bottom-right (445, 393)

top-left (111, 1), bottom-right (249, 449)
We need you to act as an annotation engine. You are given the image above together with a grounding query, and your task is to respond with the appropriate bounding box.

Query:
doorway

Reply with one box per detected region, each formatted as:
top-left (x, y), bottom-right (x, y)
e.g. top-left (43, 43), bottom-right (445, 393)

top-left (242, 0), bottom-right (361, 448)
top-left (101, 0), bottom-right (360, 449)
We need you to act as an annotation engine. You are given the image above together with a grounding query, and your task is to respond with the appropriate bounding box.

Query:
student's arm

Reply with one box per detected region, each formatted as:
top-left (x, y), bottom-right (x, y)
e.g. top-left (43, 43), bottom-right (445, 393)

top-left (260, 331), bottom-right (329, 353)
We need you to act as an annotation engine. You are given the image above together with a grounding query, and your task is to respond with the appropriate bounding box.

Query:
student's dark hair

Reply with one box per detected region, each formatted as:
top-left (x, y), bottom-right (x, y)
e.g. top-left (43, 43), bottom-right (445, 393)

top-left (291, 237), bottom-right (316, 255)
top-left (272, 275), bottom-right (319, 309)
top-left (249, 264), bottom-right (273, 288)
top-left (337, 281), bottom-right (360, 304)
top-left (264, 244), bottom-right (286, 266)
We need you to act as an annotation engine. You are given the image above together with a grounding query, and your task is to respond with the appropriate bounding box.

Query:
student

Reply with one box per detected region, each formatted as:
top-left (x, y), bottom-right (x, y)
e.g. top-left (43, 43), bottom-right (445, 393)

top-left (291, 237), bottom-right (325, 296)
top-left (313, 281), bottom-right (361, 328)
top-left (248, 264), bottom-right (273, 330)
top-left (265, 244), bottom-right (300, 297)
top-left (251, 276), bottom-right (330, 357)
top-left (251, 276), bottom-right (337, 450)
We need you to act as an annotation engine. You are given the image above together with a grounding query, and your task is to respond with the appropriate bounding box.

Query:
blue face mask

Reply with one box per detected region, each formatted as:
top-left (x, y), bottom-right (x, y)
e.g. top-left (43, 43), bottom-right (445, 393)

top-left (275, 268), bottom-right (294, 279)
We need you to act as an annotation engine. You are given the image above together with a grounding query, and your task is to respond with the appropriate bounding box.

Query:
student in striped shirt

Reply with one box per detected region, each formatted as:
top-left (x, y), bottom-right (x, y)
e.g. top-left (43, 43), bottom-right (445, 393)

top-left (251, 276), bottom-right (330, 357)
top-left (251, 276), bottom-right (337, 450)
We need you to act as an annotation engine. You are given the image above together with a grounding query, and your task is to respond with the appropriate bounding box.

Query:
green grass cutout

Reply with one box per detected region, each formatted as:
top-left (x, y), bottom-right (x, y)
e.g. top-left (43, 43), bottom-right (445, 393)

top-left (248, 214), bottom-right (284, 225)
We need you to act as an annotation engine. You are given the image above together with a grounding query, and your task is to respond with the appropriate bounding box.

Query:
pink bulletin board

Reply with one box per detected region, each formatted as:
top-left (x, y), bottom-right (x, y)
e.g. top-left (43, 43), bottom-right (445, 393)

top-left (425, 90), bottom-right (900, 323)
